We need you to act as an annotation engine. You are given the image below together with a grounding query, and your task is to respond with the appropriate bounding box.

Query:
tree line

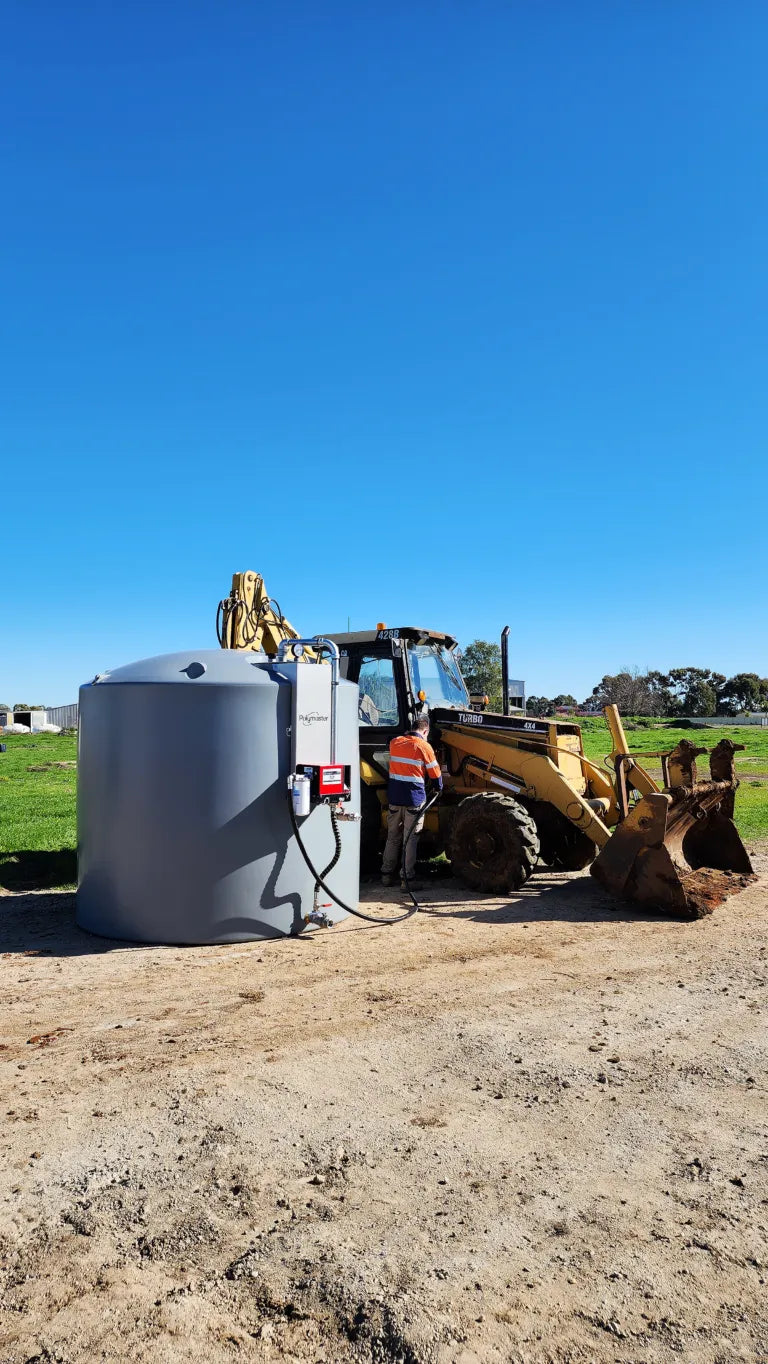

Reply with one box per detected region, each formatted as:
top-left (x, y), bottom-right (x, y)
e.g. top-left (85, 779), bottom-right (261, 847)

top-left (587, 668), bottom-right (768, 718)
top-left (458, 644), bottom-right (767, 718)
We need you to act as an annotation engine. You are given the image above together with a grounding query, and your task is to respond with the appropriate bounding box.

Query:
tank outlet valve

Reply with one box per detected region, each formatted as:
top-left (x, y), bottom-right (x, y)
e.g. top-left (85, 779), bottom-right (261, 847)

top-left (289, 773), bottom-right (311, 818)
top-left (304, 909), bottom-right (333, 929)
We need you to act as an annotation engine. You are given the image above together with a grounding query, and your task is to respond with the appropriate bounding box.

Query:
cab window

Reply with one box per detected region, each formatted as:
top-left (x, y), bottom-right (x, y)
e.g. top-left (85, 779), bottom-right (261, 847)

top-left (357, 655), bottom-right (399, 727)
top-left (407, 642), bottom-right (468, 709)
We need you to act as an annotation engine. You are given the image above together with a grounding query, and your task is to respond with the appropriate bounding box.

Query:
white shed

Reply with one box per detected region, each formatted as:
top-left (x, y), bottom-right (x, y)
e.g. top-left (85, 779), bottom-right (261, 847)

top-left (9, 710), bottom-right (48, 731)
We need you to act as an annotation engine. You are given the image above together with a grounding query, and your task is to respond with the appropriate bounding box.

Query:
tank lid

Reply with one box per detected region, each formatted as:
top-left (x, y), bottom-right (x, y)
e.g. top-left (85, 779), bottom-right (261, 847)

top-left (84, 649), bottom-right (274, 687)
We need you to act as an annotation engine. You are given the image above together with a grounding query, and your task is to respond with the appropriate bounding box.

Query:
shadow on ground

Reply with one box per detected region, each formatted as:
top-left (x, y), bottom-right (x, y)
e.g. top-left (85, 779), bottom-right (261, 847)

top-left (0, 891), bottom-right (142, 958)
top-left (0, 848), bottom-right (77, 892)
top-left (0, 863), bottom-right (696, 959)
top-left (359, 863), bottom-right (680, 925)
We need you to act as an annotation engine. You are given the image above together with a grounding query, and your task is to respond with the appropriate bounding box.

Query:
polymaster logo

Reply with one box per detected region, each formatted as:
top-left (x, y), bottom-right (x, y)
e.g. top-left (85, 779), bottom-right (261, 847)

top-left (298, 711), bottom-right (329, 726)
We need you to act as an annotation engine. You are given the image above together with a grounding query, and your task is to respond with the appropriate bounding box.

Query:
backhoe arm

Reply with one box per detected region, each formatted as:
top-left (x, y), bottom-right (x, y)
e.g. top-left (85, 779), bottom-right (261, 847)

top-left (217, 571), bottom-right (312, 657)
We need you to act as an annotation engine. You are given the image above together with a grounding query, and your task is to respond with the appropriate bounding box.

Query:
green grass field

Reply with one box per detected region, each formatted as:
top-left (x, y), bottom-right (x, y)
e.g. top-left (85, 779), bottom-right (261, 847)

top-left (577, 716), bottom-right (768, 842)
top-left (1, 719), bottom-right (766, 891)
top-left (0, 732), bottom-right (78, 889)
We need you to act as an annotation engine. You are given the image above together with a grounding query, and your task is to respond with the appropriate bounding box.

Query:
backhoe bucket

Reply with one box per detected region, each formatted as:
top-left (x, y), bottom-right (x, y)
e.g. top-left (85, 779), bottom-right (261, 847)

top-left (591, 740), bottom-right (754, 919)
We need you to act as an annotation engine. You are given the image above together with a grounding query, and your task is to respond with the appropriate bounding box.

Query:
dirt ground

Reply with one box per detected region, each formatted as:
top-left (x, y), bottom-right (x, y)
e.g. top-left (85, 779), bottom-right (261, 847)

top-left (1, 852), bottom-right (767, 1364)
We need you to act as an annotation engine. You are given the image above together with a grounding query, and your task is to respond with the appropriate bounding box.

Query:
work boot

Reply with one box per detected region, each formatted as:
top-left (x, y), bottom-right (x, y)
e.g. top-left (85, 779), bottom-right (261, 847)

top-left (381, 873), bottom-right (395, 887)
top-left (401, 879), bottom-right (426, 893)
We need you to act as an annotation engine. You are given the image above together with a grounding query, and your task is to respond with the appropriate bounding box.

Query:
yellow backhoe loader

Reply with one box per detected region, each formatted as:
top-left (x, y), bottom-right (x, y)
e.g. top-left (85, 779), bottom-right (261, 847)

top-left (217, 571), bottom-right (753, 919)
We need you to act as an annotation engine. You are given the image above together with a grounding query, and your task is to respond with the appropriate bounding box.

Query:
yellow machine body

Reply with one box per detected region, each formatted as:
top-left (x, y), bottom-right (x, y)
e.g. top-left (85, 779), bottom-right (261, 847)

top-left (217, 573), bottom-right (753, 918)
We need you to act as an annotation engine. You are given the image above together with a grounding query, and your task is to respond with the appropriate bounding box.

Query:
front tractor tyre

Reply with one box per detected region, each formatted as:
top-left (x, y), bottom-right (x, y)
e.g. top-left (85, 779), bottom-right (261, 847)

top-left (447, 793), bottom-right (540, 894)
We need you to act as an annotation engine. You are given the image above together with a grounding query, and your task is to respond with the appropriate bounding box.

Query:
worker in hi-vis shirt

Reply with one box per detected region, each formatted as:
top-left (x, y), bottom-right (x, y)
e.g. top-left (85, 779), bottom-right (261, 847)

top-left (381, 714), bottom-right (443, 891)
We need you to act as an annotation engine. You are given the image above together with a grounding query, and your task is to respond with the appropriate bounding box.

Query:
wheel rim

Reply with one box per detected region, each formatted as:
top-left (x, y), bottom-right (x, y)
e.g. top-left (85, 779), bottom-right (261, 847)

top-left (468, 830), bottom-right (497, 863)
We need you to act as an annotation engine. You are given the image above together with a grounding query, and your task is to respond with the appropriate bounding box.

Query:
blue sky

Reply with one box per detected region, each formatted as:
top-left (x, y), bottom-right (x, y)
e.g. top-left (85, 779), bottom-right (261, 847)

top-left (2, 0), bottom-right (766, 706)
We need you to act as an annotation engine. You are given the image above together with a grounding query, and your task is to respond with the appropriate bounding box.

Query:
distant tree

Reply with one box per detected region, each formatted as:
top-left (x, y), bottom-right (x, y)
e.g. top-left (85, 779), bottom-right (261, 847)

top-left (459, 640), bottom-right (503, 711)
top-left (685, 680), bottom-right (717, 716)
top-left (553, 694), bottom-right (578, 709)
top-left (645, 670), bottom-right (676, 715)
top-left (717, 673), bottom-right (762, 715)
top-left (663, 667), bottom-right (737, 715)
top-left (669, 666), bottom-right (709, 692)
top-left (591, 669), bottom-right (664, 716)
top-left (667, 667), bottom-right (710, 715)
top-left (0, 702), bottom-right (11, 711)
top-left (587, 666), bottom-right (766, 717)
top-left (527, 695), bottom-right (554, 717)
top-left (13, 702), bottom-right (46, 712)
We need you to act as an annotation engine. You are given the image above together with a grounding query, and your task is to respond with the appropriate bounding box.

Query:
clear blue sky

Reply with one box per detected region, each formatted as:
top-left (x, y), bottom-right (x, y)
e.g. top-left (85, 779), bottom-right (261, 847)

top-left (2, 0), bottom-right (766, 706)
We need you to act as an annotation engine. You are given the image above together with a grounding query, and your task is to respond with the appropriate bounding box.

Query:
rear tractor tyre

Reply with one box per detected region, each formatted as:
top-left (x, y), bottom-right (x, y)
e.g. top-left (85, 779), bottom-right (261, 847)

top-left (447, 792), bottom-right (540, 894)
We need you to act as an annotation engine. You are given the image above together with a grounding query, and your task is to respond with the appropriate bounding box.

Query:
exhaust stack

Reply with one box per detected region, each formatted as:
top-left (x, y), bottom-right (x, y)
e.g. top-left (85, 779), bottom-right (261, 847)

top-left (501, 625), bottom-right (510, 718)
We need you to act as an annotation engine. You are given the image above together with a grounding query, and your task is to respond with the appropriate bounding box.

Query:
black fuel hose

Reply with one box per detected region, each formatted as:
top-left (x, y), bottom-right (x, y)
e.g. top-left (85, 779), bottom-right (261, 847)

top-left (399, 790), bottom-right (442, 909)
top-left (288, 791), bottom-right (441, 926)
top-left (315, 804), bottom-right (342, 898)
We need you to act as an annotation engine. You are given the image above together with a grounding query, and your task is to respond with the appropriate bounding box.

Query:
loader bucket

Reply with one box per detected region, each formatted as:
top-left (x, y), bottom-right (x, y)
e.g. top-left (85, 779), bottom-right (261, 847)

top-left (591, 740), bottom-right (754, 919)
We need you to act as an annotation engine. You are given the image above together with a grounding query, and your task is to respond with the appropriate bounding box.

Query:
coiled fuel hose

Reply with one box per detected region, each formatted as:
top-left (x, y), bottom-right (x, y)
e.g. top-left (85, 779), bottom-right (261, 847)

top-left (288, 791), bottom-right (442, 926)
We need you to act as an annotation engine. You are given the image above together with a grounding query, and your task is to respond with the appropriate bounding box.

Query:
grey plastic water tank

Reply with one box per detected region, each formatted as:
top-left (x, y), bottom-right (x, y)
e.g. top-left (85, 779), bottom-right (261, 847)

top-left (76, 650), bottom-right (361, 944)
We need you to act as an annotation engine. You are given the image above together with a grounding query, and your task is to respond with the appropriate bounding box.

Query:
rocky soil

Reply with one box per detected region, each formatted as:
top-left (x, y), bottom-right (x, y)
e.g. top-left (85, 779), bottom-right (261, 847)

top-left (1, 850), bottom-right (767, 1363)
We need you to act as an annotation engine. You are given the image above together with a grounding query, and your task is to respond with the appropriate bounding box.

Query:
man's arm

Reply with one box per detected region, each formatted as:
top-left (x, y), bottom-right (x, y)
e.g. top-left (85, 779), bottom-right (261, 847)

top-left (420, 738), bottom-right (443, 790)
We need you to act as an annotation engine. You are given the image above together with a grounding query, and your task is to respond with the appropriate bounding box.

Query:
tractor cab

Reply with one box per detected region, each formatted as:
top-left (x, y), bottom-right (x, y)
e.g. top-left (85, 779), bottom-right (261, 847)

top-left (326, 625), bottom-right (468, 732)
top-left (324, 625), bottom-right (467, 863)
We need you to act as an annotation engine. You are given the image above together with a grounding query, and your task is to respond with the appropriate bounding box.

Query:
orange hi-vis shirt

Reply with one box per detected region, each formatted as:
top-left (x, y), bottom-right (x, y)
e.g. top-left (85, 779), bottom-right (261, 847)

top-left (387, 732), bottom-right (443, 808)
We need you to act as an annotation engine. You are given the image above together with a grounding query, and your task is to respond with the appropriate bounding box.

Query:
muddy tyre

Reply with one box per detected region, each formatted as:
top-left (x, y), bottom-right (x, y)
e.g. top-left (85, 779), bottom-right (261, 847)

top-left (447, 793), bottom-right (540, 893)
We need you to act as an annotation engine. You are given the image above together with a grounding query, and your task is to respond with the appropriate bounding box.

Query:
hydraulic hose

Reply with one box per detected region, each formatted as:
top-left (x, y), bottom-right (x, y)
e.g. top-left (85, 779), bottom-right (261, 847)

top-left (217, 591), bottom-right (289, 652)
top-left (288, 791), bottom-right (442, 926)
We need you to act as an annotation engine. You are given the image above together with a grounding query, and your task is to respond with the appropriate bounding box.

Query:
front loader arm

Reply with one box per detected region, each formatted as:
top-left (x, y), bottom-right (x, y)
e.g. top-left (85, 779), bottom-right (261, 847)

top-left (439, 726), bottom-right (612, 848)
top-left (603, 704), bottom-right (659, 812)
